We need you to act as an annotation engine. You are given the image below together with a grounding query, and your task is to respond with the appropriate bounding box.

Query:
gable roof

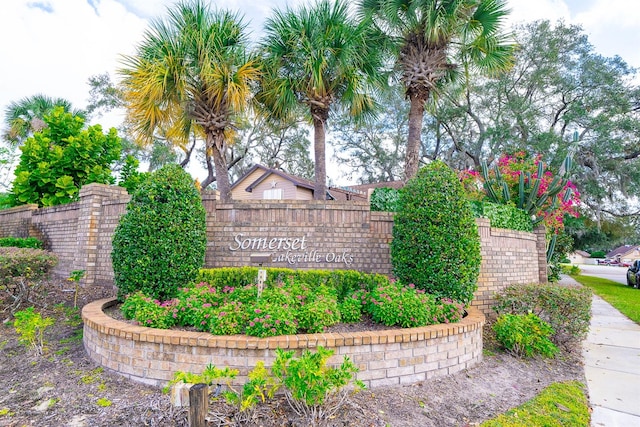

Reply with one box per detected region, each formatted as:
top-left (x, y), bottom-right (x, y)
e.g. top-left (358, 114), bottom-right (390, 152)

top-left (572, 250), bottom-right (591, 258)
top-left (606, 245), bottom-right (640, 258)
top-left (327, 185), bottom-right (368, 202)
top-left (231, 164), bottom-right (338, 199)
top-left (231, 164), bottom-right (315, 193)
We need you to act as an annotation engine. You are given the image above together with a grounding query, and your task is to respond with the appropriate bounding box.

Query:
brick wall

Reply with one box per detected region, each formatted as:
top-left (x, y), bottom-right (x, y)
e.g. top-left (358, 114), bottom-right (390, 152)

top-left (0, 204), bottom-right (38, 238)
top-left (203, 195), bottom-right (394, 275)
top-left (0, 184), bottom-right (547, 314)
top-left (83, 298), bottom-right (485, 388)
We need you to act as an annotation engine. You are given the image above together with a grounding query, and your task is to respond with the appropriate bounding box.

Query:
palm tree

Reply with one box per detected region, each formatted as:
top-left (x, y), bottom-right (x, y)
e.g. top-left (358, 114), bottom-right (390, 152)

top-left (258, 0), bottom-right (384, 200)
top-left (359, 0), bottom-right (515, 180)
top-left (3, 94), bottom-right (85, 145)
top-left (119, 0), bottom-right (259, 201)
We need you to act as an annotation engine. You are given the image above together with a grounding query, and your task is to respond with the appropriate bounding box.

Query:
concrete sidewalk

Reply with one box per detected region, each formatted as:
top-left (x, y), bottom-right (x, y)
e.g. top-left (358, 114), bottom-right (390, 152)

top-left (558, 275), bottom-right (640, 426)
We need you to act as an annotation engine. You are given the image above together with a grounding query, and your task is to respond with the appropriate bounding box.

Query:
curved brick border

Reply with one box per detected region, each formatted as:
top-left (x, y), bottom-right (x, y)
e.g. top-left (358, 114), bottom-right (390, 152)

top-left (82, 298), bottom-right (485, 388)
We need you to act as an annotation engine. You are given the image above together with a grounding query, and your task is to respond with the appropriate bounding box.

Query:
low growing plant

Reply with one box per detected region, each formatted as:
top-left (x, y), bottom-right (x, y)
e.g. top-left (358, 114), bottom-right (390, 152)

top-left (0, 247), bottom-right (58, 311)
top-left (493, 283), bottom-right (592, 349)
top-left (208, 301), bottom-right (248, 335)
top-left (0, 237), bottom-right (43, 249)
top-left (13, 307), bottom-right (54, 355)
top-left (120, 291), bottom-right (177, 329)
top-left (367, 282), bottom-right (441, 328)
top-left (236, 361), bottom-right (280, 412)
top-left (272, 346), bottom-right (364, 424)
top-left (337, 294), bottom-right (363, 323)
top-left (493, 313), bottom-right (558, 358)
top-left (245, 303), bottom-right (297, 338)
top-left (163, 363), bottom-right (239, 394)
top-left (295, 286), bottom-right (341, 333)
top-left (559, 264), bottom-right (581, 276)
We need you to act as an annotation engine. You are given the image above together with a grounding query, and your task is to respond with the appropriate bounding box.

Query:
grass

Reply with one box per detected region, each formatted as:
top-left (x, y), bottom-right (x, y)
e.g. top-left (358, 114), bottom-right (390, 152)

top-left (572, 274), bottom-right (640, 324)
top-left (480, 381), bottom-right (589, 426)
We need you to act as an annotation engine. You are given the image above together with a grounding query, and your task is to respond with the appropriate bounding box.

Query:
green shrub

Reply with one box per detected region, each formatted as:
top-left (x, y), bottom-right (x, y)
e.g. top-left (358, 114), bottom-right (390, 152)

top-left (0, 237), bottom-right (43, 249)
top-left (493, 313), bottom-right (558, 358)
top-left (111, 164), bottom-right (207, 301)
top-left (164, 363), bottom-right (239, 394)
top-left (197, 267), bottom-right (389, 302)
top-left (208, 302), bottom-right (248, 335)
top-left (471, 201), bottom-right (533, 232)
top-left (245, 302), bottom-right (297, 337)
top-left (589, 250), bottom-right (606, 258)
top-left (391, 161), bottom-right (481, 304)
top-left (272, 346), bottom-right (364, 423)
top-left (338, 295), bottom-right (363, 323)
top-left (296, 293), bottom-right (341, 333)
top-left (370, 187), bottom-right (399, 212)
top-left (493, 283), bottom-right (592, 348)
top-left (367, 282), bottom-right (437, 328)
top-left (433, 298), bottom-right (466, 324)
top-left (560, 264), bottom-right (581, 276)
top-left (0, 247), bottom-right (57, 285)
top-left (0, 247), bottom-right (58, 311)
top-left (120, 291), bottom-right (177, 329)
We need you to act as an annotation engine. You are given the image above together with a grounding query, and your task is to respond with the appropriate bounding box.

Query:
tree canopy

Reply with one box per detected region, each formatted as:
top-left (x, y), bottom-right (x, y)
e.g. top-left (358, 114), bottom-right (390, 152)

top-left (119, 0), bottom-right (260, 201)
top-left (359, 0), bottom-right (515, 180)
top-left (258, 0), bottom-right (384, 199)
top-left (10, 107), bottom-right (121, 207)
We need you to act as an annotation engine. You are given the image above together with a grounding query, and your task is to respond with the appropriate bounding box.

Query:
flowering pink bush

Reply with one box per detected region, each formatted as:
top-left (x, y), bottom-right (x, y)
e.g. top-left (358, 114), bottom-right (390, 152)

top-left (462, 151), bottom-right (580, 232)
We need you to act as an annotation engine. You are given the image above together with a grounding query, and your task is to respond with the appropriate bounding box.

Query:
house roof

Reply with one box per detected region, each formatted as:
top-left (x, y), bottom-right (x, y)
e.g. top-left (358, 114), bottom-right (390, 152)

top-left (606, 245), bottom-right (640, 258)
top-left (230, 164), bottom-right (404, 201)
top-left (231, 164), bottom-right (316, 193)
top-left (350, 181), bottom-right (405, 192)
top-left (572, 250), bottom-right (591, 258)
top-left (231, 164), bottom-right (335, 199)
top-left (327, 186), bottom-right (368, 202)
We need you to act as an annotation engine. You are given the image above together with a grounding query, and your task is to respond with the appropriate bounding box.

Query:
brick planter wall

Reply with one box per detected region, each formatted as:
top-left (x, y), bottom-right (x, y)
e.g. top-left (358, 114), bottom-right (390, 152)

top-left (82, 298), bottom-right (485, 388)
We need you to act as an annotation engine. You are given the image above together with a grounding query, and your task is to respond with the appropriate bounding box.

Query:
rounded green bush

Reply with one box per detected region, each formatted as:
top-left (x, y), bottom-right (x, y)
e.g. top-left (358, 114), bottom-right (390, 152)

top-left (111, 164), bottom-right (206, 301)
top-left (391, 161), bottom-right (481, 304)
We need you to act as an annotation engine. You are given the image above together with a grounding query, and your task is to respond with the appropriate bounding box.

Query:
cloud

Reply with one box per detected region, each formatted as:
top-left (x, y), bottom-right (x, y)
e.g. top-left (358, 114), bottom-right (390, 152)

top-left (27, 2), bottom-right (55, 14)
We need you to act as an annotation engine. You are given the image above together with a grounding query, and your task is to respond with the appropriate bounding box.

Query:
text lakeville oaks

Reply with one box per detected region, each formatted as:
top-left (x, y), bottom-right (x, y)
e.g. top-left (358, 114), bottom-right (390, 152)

top-left (228, 233), bottom-right (354, 266)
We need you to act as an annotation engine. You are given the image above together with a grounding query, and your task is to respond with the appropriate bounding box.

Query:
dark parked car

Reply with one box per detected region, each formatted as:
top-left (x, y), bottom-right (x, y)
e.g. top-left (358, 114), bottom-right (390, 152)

top-left (626, 260), bottom-right (640, 288)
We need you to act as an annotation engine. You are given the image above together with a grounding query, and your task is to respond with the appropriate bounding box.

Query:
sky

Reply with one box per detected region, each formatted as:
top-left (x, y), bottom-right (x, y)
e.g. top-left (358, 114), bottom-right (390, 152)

top-left (1, 0), bottom-right (639, 183)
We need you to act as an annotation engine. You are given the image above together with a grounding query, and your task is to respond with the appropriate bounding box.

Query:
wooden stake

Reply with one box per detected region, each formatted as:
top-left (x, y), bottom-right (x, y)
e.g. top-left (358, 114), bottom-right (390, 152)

top-left (189, 383), bottom-right (208, 427)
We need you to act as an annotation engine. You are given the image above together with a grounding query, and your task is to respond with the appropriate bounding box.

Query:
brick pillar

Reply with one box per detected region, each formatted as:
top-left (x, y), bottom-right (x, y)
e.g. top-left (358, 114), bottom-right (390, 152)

top-left (76, 184), bottom-right (128, 287)
top-left (534, 225), bottom-right (548, 283)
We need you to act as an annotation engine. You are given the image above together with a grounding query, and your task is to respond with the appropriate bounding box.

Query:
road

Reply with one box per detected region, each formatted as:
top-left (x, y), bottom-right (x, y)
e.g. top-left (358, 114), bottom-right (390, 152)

top-left (576, 264), bottom-right (627, 285)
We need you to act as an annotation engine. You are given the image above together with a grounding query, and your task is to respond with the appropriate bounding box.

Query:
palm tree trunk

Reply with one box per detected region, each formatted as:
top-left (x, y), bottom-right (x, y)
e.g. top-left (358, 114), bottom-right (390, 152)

top-left (404, 95), bottom-right (425, 180)
top-left (313, 117), bottom-right (327, 200)
top-left (206, 133), bottom-right (232, 202)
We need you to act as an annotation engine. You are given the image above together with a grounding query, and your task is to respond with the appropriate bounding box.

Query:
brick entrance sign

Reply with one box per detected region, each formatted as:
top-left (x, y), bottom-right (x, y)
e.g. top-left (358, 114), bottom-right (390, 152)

top-left (0, 183), bottom-right (547, 315)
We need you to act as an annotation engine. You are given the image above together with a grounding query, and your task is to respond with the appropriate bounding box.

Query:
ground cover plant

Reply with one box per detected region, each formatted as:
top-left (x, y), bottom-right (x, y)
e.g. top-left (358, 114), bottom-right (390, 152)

top-left (493, 313), bottom-right (558, 358)
top-left (120, 273), bottom-right (466, 337)
top-left (480, 381), bottom-right (589, 427)
top-left (0, 237), bottom-right (43, 249)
